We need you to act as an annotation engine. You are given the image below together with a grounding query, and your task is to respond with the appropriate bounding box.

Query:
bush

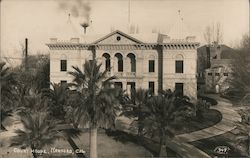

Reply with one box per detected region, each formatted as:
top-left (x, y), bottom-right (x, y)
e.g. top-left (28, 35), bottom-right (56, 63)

top-left (196, 99), bottom-right (211, 119)
top-left (220, 88), bottom-right (246, 102)
top-left (198, 96), bottom-right (218, 106)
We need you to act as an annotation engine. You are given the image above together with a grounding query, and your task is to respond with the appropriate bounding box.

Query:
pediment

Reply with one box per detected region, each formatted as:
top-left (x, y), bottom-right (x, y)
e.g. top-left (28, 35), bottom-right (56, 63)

top-left (92, 30), bottom-right (143, 45)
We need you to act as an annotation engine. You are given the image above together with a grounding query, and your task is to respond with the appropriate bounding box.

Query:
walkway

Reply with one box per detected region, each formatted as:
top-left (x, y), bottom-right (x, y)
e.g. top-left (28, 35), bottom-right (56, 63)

top-left (175, 94), bottom-right (241, 143)
top-left (169, 95), bottom-right (242, 158)
top-left (116, 95), bottom-right (241, 158)
top-left (1, 95), bottom-right (241, 158)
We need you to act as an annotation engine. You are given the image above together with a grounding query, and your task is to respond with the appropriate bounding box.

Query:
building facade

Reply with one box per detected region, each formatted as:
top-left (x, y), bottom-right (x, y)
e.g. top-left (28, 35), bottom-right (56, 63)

top-left (47, 30), bottom-right (199, 99)
top-left (197, 43), bottom-right (235, 93)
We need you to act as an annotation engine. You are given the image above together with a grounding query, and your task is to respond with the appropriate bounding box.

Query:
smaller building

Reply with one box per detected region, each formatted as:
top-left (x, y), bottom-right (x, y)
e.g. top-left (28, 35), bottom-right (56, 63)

top-left (197, 42), bottom-right (235, 93)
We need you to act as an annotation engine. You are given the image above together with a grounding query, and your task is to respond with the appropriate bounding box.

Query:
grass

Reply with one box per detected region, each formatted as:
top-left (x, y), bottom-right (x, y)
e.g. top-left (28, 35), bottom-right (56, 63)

top-left (171, 109), bottom-right (222, 135)
top-left (0, 129), bottom-right (152, 158)
top-left (105, 129), bottom-right (180, 157)
top-left (48, 129), bottom-right (152, 158)
top-left (190, 129), bottom-right (248, 157)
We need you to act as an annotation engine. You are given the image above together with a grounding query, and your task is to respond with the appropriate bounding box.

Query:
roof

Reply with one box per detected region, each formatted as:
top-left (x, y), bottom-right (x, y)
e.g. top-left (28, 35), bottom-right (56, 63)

top-left (198, 44), bottom-right (236, 59)
top-left (92, 30), bottom-right (144, 44)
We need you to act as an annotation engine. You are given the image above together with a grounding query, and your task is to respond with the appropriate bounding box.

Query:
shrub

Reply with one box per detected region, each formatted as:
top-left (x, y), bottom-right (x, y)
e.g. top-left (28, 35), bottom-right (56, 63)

top-left (196, 99), bottom-right (211, 119)
top-left (198, 96), bottom-right (218, 106)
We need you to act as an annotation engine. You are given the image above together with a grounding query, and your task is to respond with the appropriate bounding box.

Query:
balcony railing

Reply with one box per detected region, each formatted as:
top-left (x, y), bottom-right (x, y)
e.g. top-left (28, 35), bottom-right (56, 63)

top-left (126, 72), bottom-right (136, 77)
top-left (112, 72), bottom-right (136, 78)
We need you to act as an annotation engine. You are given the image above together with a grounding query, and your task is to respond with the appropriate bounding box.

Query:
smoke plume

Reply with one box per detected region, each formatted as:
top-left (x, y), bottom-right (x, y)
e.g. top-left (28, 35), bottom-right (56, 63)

top-left (58, 0), bottom-right (91, 22)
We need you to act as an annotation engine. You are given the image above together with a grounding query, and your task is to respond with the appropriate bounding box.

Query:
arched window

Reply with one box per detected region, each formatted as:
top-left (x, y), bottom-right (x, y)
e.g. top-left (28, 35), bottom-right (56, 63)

top-left (115, 53), bottom-right (123, 72)
top-left (102, 53), bottom-right (111, 71)
top-left (127, 53), bottom-right (136, 72)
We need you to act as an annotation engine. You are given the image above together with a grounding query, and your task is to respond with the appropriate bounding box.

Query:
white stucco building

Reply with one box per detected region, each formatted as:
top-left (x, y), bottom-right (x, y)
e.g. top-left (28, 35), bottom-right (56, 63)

top-left (47, 30), bottom-right (199, 99)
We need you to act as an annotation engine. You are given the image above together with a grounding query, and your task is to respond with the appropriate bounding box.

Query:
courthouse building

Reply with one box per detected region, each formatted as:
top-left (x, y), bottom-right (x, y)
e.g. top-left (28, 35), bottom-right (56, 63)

top-left (47, 29), bottom-right (199, 99)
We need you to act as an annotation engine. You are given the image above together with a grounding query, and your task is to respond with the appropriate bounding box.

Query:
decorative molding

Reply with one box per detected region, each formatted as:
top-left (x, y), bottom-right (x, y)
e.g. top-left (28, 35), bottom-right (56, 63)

top-left (46, 42), bottom-right (200, 51)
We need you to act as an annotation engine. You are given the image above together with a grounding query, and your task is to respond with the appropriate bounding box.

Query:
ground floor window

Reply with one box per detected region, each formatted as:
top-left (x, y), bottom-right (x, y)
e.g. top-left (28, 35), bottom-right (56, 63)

top-left (60, 80), bottom-right (67, 86)
top-left (175, 83), bottom-right (183, 96)
top-left (127, 82), bottom-right (136, 100)
top-left (149, 82), bottom-right (155, 94)
top-left (114, 82), bottom-right (123, 89)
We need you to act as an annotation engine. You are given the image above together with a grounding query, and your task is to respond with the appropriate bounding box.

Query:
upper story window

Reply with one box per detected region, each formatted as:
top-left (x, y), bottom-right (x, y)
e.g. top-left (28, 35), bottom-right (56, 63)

top-left (102, 53), bottom-right (111, 71)
top-left (223, 73), bottom-right (228, 76)
top-left (215, 73), bottom-right (220, 76)
top-left (127, 53), bottom-right (136, 72)
top-left (208, 73), bottom-right (213, 76)
top-left (149, 60), bottom-right (155, 72)
top-left (115, 53), bottom-right (123, 72)
top-left (60, 60), bottom-right (67, 71)
top-left (175, 60), bottom-right (183, 73)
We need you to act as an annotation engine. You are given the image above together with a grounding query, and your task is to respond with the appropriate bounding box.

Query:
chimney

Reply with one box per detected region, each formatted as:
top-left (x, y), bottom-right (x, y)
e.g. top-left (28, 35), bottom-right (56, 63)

top-left (80, 22), bottom-right (89, 34)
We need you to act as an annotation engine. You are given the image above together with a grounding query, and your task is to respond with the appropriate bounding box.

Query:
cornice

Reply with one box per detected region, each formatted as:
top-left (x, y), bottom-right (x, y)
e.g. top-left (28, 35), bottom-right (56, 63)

top-left (46, 42), bottom-right (200, 50)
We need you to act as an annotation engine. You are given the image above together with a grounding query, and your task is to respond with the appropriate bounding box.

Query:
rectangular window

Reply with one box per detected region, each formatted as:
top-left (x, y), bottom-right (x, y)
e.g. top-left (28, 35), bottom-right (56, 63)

top-left (175, 83), bottom-right (184, 96)
top-left (114, 82), bottom-right (123, 89)
top-left (223, 73), bottom-right (228, 76)
top-left (60, 60), bottom-right (67, 71)
top-left (208, 73), bottom-right (213, 76)
top-left (175, 60), bottom-right (183, 73)
top-left (60, 80), bottom-right (67, 85)
top-left (215, 73), bottom-right (220, 76)
top-left (149, 82), bottom-right (155, 94)
top-left (149, 60), bottom-right (155, 72)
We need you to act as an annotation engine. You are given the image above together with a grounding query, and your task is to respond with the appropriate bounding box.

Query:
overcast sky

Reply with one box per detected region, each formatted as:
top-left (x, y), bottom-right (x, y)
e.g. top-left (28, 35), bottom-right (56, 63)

top-left (0, 0), bottom-right (249, 63)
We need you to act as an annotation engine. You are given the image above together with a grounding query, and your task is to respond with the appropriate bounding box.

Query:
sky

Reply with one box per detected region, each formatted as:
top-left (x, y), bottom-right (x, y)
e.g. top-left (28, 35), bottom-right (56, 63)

top-left (0, 0), bottom-right (249, 65)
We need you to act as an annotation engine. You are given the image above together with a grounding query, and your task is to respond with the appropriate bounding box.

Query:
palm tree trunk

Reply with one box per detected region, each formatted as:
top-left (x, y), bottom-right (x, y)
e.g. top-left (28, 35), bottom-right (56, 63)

top-left (89, 126), bottom-right (98, 158)
top-left (31, 145), bottom-right (37, 158)
top-left (66, 135), bottom-right (86, 158)
top-left (158, 131), bottom-right (167, 157)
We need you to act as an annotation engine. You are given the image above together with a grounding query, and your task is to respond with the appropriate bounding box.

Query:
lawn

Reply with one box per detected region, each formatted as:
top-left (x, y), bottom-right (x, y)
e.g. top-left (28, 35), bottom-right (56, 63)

top-left (190, 129), bottom-right (248, 157)
top-left (171, 109), bottom-right (222, 135)
top-left (47, 129), bottom-right (152, 158)
top-left (0, 129), bottom-right (152, 158)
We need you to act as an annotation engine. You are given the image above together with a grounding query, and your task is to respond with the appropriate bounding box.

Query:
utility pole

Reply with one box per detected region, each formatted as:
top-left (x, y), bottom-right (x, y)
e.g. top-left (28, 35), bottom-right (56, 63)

top-left (0, 0), bottom-right (2, 131)
top-left (25, 38), bottom-right (28, 71)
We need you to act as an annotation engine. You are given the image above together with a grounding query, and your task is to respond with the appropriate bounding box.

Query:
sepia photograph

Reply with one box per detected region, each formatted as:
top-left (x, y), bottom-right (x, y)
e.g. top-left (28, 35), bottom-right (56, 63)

top-left (0, 0), bottom-right (249, 157)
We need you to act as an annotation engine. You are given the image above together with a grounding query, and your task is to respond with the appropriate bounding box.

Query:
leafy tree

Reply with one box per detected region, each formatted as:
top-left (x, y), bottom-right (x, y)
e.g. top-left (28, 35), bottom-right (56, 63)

top-left (226, 35), bottom-right (250, 101)
top-left (14, 55), bottom-right (50, 93)
top-left (235, 107), bottom-right (250, 155)
top-left (68, 60), bottom-right (119, 158)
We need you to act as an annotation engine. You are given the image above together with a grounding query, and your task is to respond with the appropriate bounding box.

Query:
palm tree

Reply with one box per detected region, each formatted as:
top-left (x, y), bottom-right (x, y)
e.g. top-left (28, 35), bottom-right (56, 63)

top-left (10, 111), bottom-right (61, 158)
top-left (0, 62), bottom-right (17, 130)
top-left (42, 83), bottom-right (86, 158)
top-left (68, 60), bottom-right (119, 158)
top-left (121, 88), bottom-right (151, 136)
top-left (142, 90), bottom-right (194, 157)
